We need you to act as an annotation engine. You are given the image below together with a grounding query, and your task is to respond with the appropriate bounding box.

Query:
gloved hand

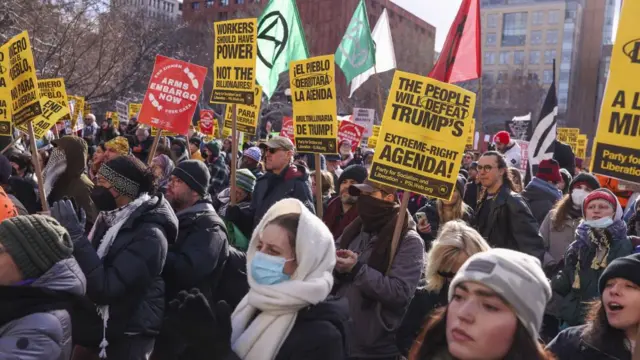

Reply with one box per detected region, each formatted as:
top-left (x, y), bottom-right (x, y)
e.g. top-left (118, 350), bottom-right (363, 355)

top-left (165, 289), bottom-right (232, 360)
top-left (51, 198), bottom-right (86, 241)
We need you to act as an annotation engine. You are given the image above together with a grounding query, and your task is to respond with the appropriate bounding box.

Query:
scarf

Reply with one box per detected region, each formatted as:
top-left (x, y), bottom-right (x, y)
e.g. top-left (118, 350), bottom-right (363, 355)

top-left (323, 197), bottom-right (358, 240)
top-left (88, 193), bottom-right (152, 358)
top-left (339, 195), bottom-right (408, 274)
top-left (42, 148), bottom-right (67, 198)
top-left (152, 154), bottom-right (175, 190)
top-left (0, 285), bottom-right (76, 326)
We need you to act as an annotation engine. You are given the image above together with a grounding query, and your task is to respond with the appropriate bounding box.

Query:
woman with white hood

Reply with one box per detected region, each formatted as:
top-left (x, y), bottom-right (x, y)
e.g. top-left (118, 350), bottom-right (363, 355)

top-left (166, 198), bottom-right (349, 360)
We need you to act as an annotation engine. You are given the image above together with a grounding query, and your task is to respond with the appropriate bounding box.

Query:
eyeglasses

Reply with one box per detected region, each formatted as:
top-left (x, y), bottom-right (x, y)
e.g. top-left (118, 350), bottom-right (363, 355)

top-left (477, 165), bottom-right (495, 173)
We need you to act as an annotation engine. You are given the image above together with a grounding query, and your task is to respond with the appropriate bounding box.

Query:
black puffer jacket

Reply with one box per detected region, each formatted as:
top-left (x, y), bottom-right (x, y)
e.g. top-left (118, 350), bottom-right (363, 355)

top-left (547, 325), bottom-right (631, 360)
top-left (72, 195), bottom-right (177, 346)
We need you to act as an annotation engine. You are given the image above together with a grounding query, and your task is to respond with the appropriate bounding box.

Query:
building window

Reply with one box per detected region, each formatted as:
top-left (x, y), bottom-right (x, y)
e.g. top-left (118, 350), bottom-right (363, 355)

top-left (497, 71), bottom-right (509, 84)
top-left (548, 10), bottom-right (560, 24)
top-left (530, 30), bottom-right (542, 45)
top-left (484, 51), bottom-right (496, 65)
top-left (543, 69), bottom-right (554, 84)
top-left (219, 11), bottom-right (228, 20)
top-left (236, 0), bottom-right (245, 3)
top-left (487, 13), bottom-right (498, 28)
top-left (221, 0), bottom-right (229, 5)
top-left (191, 1), bottom-right (200, 9)
top-left (483, 71), bottom-right (495, 85)
top-left (514, 50), bottom-right (525, 65)
top-left (528, 72), bottom-right (539, 83)
top-left (486, 33), bottom-right (497, 46)
top-left (502, 12), bottom-right (528, 46)
top-left (532, 11), bottom-right (544, 25)
top-left (500, 51), bottom-right (510, 65)
top-left (546, 30), bottom-right (558, 45)
top-left (544, 49), bottom-right (556, 64)
top-left (529, 50), bottom-right (540, 64)
top-left (206, 0), bottom-right (214, 7)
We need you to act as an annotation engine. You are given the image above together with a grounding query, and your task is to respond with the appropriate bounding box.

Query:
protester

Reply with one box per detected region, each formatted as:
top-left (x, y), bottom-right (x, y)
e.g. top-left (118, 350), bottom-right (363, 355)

top-left (171, 138), bottom-right (190, 164)
top-left (8, 151), bottom-right (38, 187)
top-left (416, 176), bottom-right (474, 244)
top-left (338, 140), bottom-right (354, 168)
top-left (325, 154), bottom-right (342, 188)
top-left (126, 116), bottom-right (140, 136)
top-left (216, 168), bottom-right (256, 251)
top-left (240, 146), bottom-right (263, 178)
top-left (493, 131), bottom-right (521, 168)
top-left (408, 249), bottom-right (554, 360)
top-left (0, 215), bottom-right (87, 360)
top-left (397, 221), bottom-right (490, 356)
top-left (81, 114), bottom-right (98, 146)
top-left (628, 200), bottom-right (640, 238)
top-left (104, 136), bottom-right (130, 162)
top-left (89, 143), bottom-right (106, 182)
top-left (521, 159), bottom-right (563, 225)
top-left (473, 151), bottom-right (545, 261)
top-left (559, 168), bottom-right (572, 195)
top-left (204, 140), bottom-right (230, 196)
top-left (362, 149), bottom-right (374, 172)
top-left (508, 167), bottom-right (524, 193)
top-left (133, 127), bottom-right (154, 163)
top-left (311, 170), bottom-right (334, 212)
top-left (96, 118), bottom-right (118, 143)
top-left (323, 165), bottom-right (367, 240)
top-left (461, 152), bottom-right (474, 171)
top-left (334, 179), bottom-right (425, 359)
top-left (166, 198), bottom-right (349, 360)
top-left (118, 121), bottom-right (129, 136)
top-left (551, 188), bottom-right (633, 327)
top-left (463, 161), bottom-right (481, 211)
top-left (152, 154), bottom-right (175, 195)
top-left (0, 156), bottom-right (27, 215)
top-left (51, 155), bottom-right (177, 359)
top-left (189, 137), bottom-right (205, 162)
top-left (553, 139), bottom-right (576, 176)
top-left (547, 253), bottom-right (640, 359)
top-left (43, 137), bottom-right (97, 228)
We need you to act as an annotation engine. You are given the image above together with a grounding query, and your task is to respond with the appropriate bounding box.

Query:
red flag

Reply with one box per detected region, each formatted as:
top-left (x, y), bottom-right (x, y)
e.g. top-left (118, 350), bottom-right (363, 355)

top-left (428, 0), bottom-right (481, 83)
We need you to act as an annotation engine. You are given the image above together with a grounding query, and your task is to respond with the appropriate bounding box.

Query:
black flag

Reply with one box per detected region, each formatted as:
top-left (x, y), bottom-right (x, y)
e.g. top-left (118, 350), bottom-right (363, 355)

top-left (528, 78), bottom-right (558, 180)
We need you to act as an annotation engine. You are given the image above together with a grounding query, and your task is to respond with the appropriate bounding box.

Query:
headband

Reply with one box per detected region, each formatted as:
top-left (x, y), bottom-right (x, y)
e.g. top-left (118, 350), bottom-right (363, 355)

top-left (98, 164), bottom-right (140, 199)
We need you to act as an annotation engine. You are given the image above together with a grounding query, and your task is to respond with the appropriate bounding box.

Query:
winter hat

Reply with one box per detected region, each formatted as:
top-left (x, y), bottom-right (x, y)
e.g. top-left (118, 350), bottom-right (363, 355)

top-left (493, 131), bottom-right (511, 145)
top-left (448, 248), bottom-right (551, 342)
top-left (560, 168), bottom-right (572, 186)
top-left (205, 140), bottom-right (221, 157)
top-left (535, 159), bottom-right (562, 183)
top-left (236, 168), bottom-right (256, 194)
top-left (172, 160), bottom-right (211, 196)
top-left (337, 165), bottom-right (368, 186)
top-left (189, 137), bottom-right (202, 148)
top-left (325, 154), bottom-right (341, 162)
top-left (0, 187), bottom-right (17, 220)
top-left (455, 175), bottom-right (466, 196)
top-left (469, 161), bottom-right (478, 170)
top-left (105, 136), bottom-right (130, 156)
top-left (243, 146), bottom-right (262, 163)
top-left (0, 215), bottom-right (73, 279)
top-left (570, 172), bottom-right (600, 192)
top-left (0, 155), bottom-right (12, 184)
top-left (599, 253), bottom-right (640, 294)
top-left (99, 155), bottom-right (149, 199)
top-left (583, 188), bottom-right (622, 220)
top-left (458, 168), bottom-right (469, 180)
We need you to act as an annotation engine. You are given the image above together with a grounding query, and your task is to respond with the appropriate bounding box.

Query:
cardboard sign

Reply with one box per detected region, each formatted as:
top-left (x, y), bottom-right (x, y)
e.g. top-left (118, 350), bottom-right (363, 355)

top-left (290, 54), bottom-right (338, 153)
top-left (369, 70), bottom-right (476, 201)
top-left (224, 85), bottom-right (262, 135)
top-left (68, 95), bottom-right (85, 131)
top-left (280, 116), bottom-right (294, 141)
top-left (210, 18), bottom-right (257, 105)
top-left (138, 55), bottom-right (207, 135)
top-left (352, 107), bottom-right (375, 138)
top-left (116, 100), bottom-right (128, 123)
top-left (129, 103), bottom-right (142, 120)
top-left (17, 96), bottom-right (69, 139)
top-left (338, 120), bottom-right (365, 152)
top-left (38, 78), bottom-right (69, 120)
top-left (372, 125), bottom-right (380, 138)
top-left (200, 109), bottom-right (216, 135)
top-left (576, 134), bottom-right (588, 159)
top-left (1, 31), bottom-right (41, 126)
top-left (106, 111), bottom-right (119, 128)
top-left (367, 136), bottom-right (377, 149)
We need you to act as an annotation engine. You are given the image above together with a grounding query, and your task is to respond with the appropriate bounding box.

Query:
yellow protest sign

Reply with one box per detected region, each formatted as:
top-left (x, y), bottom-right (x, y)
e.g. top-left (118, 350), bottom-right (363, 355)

top-left (557, 127), bottom-right (579, 151)
top-left (367, 136), bottom-right (377, 149)
top-left (2, 31), bottom-right (41, 126)
top-left (68, 95), bottom-right (85, 130)
top-left (106, 111), bottom-right (119, 127)
top-left (290, 54), bottom-right (338, 153)
top-left (149, 126), bottom-right (179, 137)
top-left (0, 47), bottom-right (11, 136)
top-left (576, 134), bottom-right (588, 159)
top-left (85, 103), bottom-right (91, 115)
top-left (466, 118), bottom-right (475, 148)
top-left (129, 103), bottom-right (142, 120)
top-left (370, 71), bottom-right (476, 200)
top-left (222, 127), bottom-right (232, 139)
top-left (590, 0), bottom-right (640, 182)
top-left (224, 85), bottom-right (262, 135)
top-left (38, 78), bottom-right (69, 120)
top-left (17, 96), bottom-right (70, 139)
top-left (210, 18), bottom-right (257, 105)
top-left (372, 125), bottom-right (380, 137)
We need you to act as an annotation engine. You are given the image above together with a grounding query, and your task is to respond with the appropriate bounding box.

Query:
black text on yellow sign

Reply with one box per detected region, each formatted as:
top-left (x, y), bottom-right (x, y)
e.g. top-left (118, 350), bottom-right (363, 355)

top-left (370, 71), bottom-right (476, 201)
top-left (16, 97), bottom-right (70, 139)
top-left (68, 95), bottom-right (84, 130)
top-left (0, 47), bottom-right (11, 136)
top-left (591, 0), bottom-right (640, 183)
top-left (210, 19), bottom-right (257, 106)
top-left (38, 78), bottom-right (70, 121)
top-left (290, 54), bottom-right (338, 154)
top-left (224, 85), bottom-right (262, 136)
top-left (1, 31), bottom-right (41, 126)
top-left (129, 103), bottom-right (142, 120)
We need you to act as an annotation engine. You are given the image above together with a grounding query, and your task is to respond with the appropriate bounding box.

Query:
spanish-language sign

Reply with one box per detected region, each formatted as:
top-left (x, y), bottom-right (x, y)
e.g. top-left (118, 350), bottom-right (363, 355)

top-left (338, 120), bottom-right (365, 152)
top-left (129, 103), bottom-right (142, 120)
top-left (200, 109), bottom-right (215, 135)
top-left (372, 125), bottom-right (380, 138)
top-left (2, 31), bottom-right (41, 126)
top-left (222, 127), bottom-right (232, 139)
top-left (224, 85), bottom-right (262, 135)
top-left (211, 18), bottom-right (257, 105)
top-left (138, 55), bottom-right (207, 135)
top-left (0, 48), bottom-right (11, 136)
top-left (290, 54), bottom-right (338, 153)
top-left (68, 95), bottom-right (85, 131)
top-left (17, 97), bottom-right (69, 139)
top-left (352, 107), bottom-right (375, 138)
top-left (369, 70), bottom-right (476, 200)
top-left (466, 118), bottom-right (475, 148)
top-left (116, 100), bottom-right (128, 123)
top-left (38, 78), bottom-right (69, 120)
top-left (280, 116), bottom-right (294, 141)
top-left (576, 134), bottom-right (588, 159)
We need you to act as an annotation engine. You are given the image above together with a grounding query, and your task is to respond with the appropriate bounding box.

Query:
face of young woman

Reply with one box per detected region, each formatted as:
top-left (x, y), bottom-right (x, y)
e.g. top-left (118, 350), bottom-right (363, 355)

top-left (603, 277), bottom-right (640, 333)
top-left (446, 282), bottom-right (518, 360)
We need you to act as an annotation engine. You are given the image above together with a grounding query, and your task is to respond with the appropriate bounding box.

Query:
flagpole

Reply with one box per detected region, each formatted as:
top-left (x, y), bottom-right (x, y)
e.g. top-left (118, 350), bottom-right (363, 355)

top-left (477, 76), bottom-right (483, 135)
top-left (374, 64), bottom-right (385, 123)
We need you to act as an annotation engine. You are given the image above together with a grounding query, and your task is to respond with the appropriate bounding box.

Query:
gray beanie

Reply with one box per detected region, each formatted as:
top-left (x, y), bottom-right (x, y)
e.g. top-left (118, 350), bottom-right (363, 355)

top-left (0, 215), bottom-right (73, 279)
top-left (448, 248), bottom-right (551, 341)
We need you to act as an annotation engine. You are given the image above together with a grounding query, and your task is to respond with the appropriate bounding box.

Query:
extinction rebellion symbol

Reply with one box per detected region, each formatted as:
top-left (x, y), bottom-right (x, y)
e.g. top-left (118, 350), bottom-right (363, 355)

top-left (257, 12), bottom-right (289, 69)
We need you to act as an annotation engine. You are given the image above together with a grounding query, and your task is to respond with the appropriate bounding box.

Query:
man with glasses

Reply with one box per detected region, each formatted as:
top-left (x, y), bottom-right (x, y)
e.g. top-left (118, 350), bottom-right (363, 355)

top-left (473, 151), bottom-right (545, 262)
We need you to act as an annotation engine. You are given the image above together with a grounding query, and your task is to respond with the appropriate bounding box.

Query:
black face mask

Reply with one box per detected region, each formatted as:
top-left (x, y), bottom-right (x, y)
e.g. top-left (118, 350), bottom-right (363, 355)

top-left (91, 186), bottom-right (118, 211)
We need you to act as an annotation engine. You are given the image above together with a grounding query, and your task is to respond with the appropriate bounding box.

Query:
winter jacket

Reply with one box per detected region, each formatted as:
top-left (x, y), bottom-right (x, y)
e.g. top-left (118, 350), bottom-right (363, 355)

top-left (163, 201), bottom-right (229, 303)
top-left (521, 177), bottom-right (562, 225)
top-left (547, 325), bottom-right (631, 360)
top-left (463, 180), bottom-right (481, 211)
top-left (334, 221), bottom-right (425, 358)
top-left (48, 137), bottom-right (98, 228)
top-left (8, 193), bottom-right (28, 215)
top-left (502, 141), bottom-right (521, 168)
top-left (207, 156), bottom-right (230, 196)
top-left (95, 126), bottom-right (118, 144)
top-left (473, 184), bottom-right (546, 262)
top-left (540, 208), bottom-right (582, 268)
top-left (72, 195), bottom-right (177, 347)
top-left (132, 136), bottom-right (154, 163)
top-left (415, 199), bottom-right (474, 245)
top-left (0, 258), bottom-right (86, 360)
top-left (323, 197), bottom-right (359, 240)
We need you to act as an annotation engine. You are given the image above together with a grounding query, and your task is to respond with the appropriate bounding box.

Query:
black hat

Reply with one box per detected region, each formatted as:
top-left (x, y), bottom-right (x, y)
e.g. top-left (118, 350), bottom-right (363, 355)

top-left (325, 154), bottom-right (341, 162)
top-left (599, 253), bottom-right (640, 294)
top-left (0, 155), bottom-right (12, 184)
top-left (189, 137), bottom-right (202, 147)
top-left (172, 160), bottom-right (210, 196)
top-left (337, 165), bottom-right (368, 186)
top-left (469, 161), bottom-right (478, 170)
top-left (570, 172), bottom-right (600, 192)
top-left (455, 175), bottom-right (466, 197)
top-left (458, 168), bottom-right (469, 180)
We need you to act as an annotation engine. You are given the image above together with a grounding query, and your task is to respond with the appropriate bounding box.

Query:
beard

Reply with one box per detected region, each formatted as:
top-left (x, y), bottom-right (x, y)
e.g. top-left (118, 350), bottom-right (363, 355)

top-left (341, 193), bottom-right (357, 205)
top-left (168, 191), bottom-right (190, 210)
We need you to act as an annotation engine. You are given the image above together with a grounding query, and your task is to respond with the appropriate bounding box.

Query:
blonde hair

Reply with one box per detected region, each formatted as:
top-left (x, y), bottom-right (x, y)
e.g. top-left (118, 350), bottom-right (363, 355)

top-left (436, 189), bottom-right (471, 224)
top-left (425, 220), bottom-right (491, 292)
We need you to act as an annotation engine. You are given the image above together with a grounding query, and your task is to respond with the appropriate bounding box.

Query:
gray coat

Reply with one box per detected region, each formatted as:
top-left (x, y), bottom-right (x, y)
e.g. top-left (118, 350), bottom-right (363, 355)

top-left (0, 258), bottom-right (86, 360)
top-left (334, 222), bottom-right (425, 358)
top-left (540, 209), bottom-right (581, 268)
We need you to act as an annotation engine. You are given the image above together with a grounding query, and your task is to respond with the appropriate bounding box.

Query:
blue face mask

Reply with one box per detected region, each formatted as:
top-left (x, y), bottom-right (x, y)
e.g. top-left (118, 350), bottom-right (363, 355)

top-left (584, 216), bottom-right (614, 229)
top-left (251, 251), bottom-right (293, 285)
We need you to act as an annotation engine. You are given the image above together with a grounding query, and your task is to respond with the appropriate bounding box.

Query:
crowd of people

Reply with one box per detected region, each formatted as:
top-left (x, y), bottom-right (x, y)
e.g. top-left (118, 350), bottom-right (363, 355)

top-left (0, 118), bottom-right (639, 360)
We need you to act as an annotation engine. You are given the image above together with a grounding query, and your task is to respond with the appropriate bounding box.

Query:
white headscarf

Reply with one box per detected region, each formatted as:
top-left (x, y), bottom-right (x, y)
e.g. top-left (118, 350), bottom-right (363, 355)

top-left (230, 198), bottom-right (336, 360)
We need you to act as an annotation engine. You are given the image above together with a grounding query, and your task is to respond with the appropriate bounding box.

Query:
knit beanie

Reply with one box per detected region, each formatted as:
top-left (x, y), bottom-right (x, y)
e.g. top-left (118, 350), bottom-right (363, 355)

top-left (0, 155), bottom-right (12, 184)
top-left (570, 172), bottom-right (600, 192)
top-left (105, 136), bottom-right (130, 156)
top-left (205, 140), bottom-right (221, 158)
top-left (236, 168), bottom-right (256, 194)
top-left (583, 188), bottom-right (618, 217)
top-left (599, 253), bottom-right (640, 294)
top-left (448, 248), bottom-right (551, 342)
top-left (337, 165), bottom-right (368, 186)
top-left (0, 215), bottom-right (73, 279)
top-left (189, 137), bottom-right (202, 148)
top-left (99, 155), bottom-right (149, 199)
top-left (172, 160), bottom-right (210, 196)
top-left (243, 146), bottom-right (262, 163)
top-left (493, 131), bottom-right (511, 145)
top-left (536, 159), bottom-right (562, 183)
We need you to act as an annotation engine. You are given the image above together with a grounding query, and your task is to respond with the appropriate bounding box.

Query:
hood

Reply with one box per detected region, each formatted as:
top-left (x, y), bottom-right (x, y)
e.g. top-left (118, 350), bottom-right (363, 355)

top-left (124, 194), bottom-right (179, 243)
top-left (522, 177), bottom-right (562, 201)
top-left (175, 200), bottom-right (216, 218)
top-left (52, 137), bottom-right (88, 178)
top-left (31, 258), bottom-right (86, 296)
top-left (283, 163), bottom-right (310, 182)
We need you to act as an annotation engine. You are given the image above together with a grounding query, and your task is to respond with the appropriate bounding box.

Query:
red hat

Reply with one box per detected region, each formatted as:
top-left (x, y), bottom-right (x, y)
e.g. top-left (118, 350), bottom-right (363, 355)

top-left (583, 189), bottom-right (617, 214)
top-left (493, 131), bottom-right (511, 145)
top-left (535, 159), bottom-right (562, 183)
